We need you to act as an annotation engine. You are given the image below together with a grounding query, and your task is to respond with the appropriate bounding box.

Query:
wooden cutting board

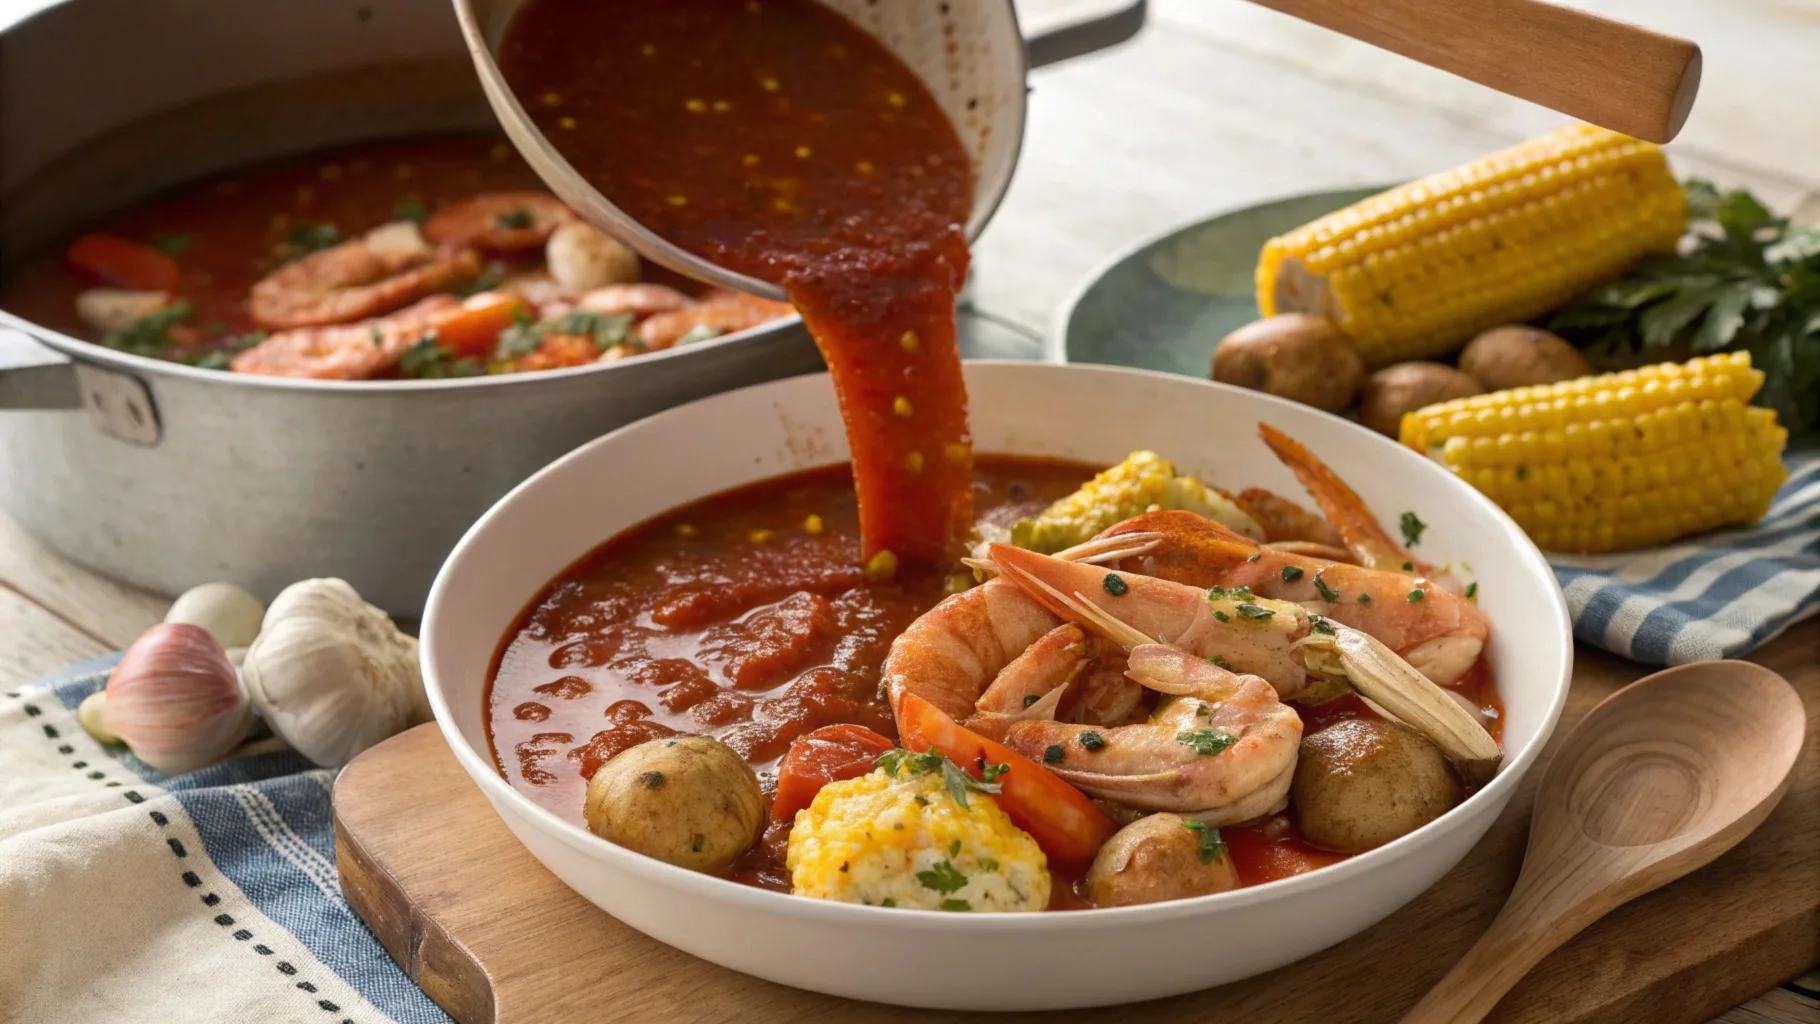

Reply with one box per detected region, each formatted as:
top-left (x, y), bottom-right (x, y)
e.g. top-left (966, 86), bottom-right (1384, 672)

top-left (332, 634), bottom-right (1819, 1024)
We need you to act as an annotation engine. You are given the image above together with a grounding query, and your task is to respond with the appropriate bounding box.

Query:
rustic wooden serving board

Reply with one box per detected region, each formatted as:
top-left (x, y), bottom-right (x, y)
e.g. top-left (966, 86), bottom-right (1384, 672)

top-left (333, 634), bottom-right (1819, 1024)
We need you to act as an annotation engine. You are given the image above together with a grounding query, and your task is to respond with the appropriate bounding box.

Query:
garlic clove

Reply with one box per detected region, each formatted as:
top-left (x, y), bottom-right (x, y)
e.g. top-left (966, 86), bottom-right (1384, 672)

top-left (241, 578), bottom-right (428, 767)
top-left (76, 288), bottom-right (172, 332)
top-left (165, 582), bottom-right (266, 649)
top-left (78, 690), bottom-right (120, 745)
top-left (105, 622), bottom-right (251, 773)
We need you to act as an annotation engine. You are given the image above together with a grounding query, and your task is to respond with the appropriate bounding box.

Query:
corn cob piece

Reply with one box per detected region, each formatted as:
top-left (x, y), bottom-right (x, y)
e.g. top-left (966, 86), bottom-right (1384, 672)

top-left (1009, 451), bottom-right (1262, 553)
top-left (1257, 124), bottom-right (1686, 367)
top-left (1400, 352), bottom-right (1789, 553)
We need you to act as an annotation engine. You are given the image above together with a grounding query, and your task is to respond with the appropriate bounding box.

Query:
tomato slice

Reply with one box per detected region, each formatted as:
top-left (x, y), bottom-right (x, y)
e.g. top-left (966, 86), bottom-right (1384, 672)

top-left (66, 234), bottom-right (182, 293)
top-left (771, 724), bottom-right (897, 825)
top-left (895, 692), bottom-right (1114, 864)
top-left (433, 291), bottom-right (530, 358)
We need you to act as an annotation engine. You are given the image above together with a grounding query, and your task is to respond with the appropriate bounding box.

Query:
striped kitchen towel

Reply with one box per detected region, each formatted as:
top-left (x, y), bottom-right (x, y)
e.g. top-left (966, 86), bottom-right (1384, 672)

top-left (0, 655), bottom-right (446, 1024)
top-left (1549, 447), bottom-right (1820, 664)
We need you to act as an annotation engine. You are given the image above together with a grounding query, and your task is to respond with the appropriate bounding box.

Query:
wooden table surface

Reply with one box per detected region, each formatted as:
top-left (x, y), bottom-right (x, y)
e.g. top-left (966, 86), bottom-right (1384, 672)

top-left (2, 0), bottom-right (1817, 1019)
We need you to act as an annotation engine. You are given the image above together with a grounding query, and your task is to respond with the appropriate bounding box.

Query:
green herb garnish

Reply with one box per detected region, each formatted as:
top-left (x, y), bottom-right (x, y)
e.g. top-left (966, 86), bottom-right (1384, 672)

top-left (1102, 573), bottom-right (1128, 596)
top-left (1212, 610), bottom-right (1230, 623)
top-left (675, 324), bottom-right (726, 346)
top-left (1235, 603), bottom-right (1275, 620)
top-left (1313, 575), bottom-right (1341, 602)
top-left (397, 336), bottom-right (483, 379)
top-left (1400, 511), bottom-right (1427, 548)
top-left (1176, 729), bottom-right (1236, 756)
top-left (1022, 695), bottom-right (1039, 708)
top-left (1466, 581), bottom-right (1479, 602)
top-left (1407, 588), bottom-right (1426, 602)
top-left (287, 222), bottom-right (344, 252)
top-left (495, 208), bottom-right (534, 229)
top-left (1043, 744), bottom-right (1064, 764)
top-left (100, 302), bottom-right (193, 357)
top-left (1549, 180), bottom-right (1820, 436)
top-left (1281, 565), bottom-right (1304, 582)
top-left (1402, 561), bottom-right (1414, 572)
top-left (1182, 820), bottom-right (1227, 864)
top-left (941, 756), bottom-right (1001, 808)
top-left (981, 762), bottom-right (1011, 783)
top-left (980, 858), bottom-right (999, 872)
top-left (1079, 731), bottom-right (1106, 751)
top-left (394, 197), bottom-right (429, 223)
top-left (1209, 655), bottom-right (1230, 668)
top-left (1358, 593), bottom-right (1373, 605)
top-left (1246, 552), bottom-right (1262, 563)
top-left (150, 233), bottom-right (191, 255)
top-left (939, 899), bottom-right (972, 912)
top-left (916, 859), bottom-right (968, 894)
top-left (1309, 615), bottom-right (1336, 635)
top-left (457, 268), bottom-right (505, 297)
top-left (949, 839), bottom-right (961, 856)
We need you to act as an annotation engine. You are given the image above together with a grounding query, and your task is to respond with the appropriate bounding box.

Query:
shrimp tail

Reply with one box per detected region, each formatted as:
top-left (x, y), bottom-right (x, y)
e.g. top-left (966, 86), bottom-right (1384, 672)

top-left (987, 543), bottom-right (1189, 650)
top-left (1257, 423), bottom-right (1428, 575)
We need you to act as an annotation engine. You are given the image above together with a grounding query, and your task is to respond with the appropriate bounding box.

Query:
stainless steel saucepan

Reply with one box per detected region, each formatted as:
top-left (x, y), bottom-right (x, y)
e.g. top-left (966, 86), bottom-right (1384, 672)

top-left (0, 0), bottom-right (1144, 614)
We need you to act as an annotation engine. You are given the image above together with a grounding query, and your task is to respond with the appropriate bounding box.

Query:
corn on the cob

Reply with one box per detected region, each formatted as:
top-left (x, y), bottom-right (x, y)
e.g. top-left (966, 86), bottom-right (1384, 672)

top-left (1009, 451), bottom-right (1261, 553)
top-left (1257, 124), bottom-right (1686, 367)
top-left (1400, 352), bottom-right (1788, 553)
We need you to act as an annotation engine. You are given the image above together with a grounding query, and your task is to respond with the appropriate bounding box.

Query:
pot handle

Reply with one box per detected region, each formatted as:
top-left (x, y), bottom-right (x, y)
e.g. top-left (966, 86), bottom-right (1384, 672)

top-left (0, 327), bottom-right (81, 410)
top-left (1023, 0), bottom-right (1147, 68)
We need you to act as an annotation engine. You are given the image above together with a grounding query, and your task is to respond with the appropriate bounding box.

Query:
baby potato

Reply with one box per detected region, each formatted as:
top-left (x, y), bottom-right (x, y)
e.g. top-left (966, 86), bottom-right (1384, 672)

top-left (1085, 812), bottom-right (1240, 907)
top-left (1358, 362), bottom-right (1483, 437)
top-left (1292, 718), bottom-right (1457, 853)
top-left (584, 734), bottom-right (763, 874)
top-left (1459, 326), bottom-right (1591, 391)
top-left (1212, 315), bottom-right (1365, 413)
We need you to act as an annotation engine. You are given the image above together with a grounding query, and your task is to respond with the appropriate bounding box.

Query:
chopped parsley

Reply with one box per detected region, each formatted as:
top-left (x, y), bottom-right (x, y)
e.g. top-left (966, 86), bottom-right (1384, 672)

top-left (1246, 552), bottom-right (1262, 563)
top-left (1207, 584), bottom-right (1253, 601)
top-left (1309, 614), bottom-right (1336, 635)
top-left (980, 762), bottom-right (1011, 783)
top-left (980, 858), bottom-right (999, 872)
top-left (1281, 565), bottom-right (1304, 582)
top-left (1402, 561), bottom-right (1415, 572)
top-left (397, 335), bottom-right (483, 378)
top-left (1516, 466), bottom-right (1530, 481)
top-left (1043, 744), bottom-right (1064, 764)
top-left (288, 222), bottom-right (344, 252)
top-left (495, 208), bottom-right (534, 229)
top-left (150, 233), bottom-right (191, 255)
top-left (1102, 573), bottom-right (1128, 596)
top-left (457, 268), bottom-right (505, 297)
top-left (1182, 820), bottom-right (1227, 863)
top-left (1358, 593), bottom-right (1374, 605)
top-left (101, 302), bottom-right (192, 357)
top-left (369, 326), bottom-right (384, 347)
top-left (675, 323), bottom-right (726, 346)
top-left (916, 859), bottom-right (968, 894)
top-left (1313, 574), bottom-right (1341, 602)
top-left (394, 197), bottom-right (429, 223)
top-left (1022, 694), bottom-right (1039, 708)
top-left (1213, 610), bottom-right (1231, 623)
top-left (880, 898), bottom-right (896, 907)
top-left (554, 309), bottom-right (636, 350)
top-left (1235, 602), bottom-right (1275, 620)
top-left (877, 749), bottom-right (1003, 807)
top-left (949, 839), bottom-right (961, 856)
top-left (1400, 511), bottom-right (1427, 547)
top-left (1407, 588), bottom-right (1426, 602)
top-left (181, 330), bottom-right (264, 371)
top-left (1465, 581), bottom-right (1479, 601)
top-left (1176, 729), bottom-right (1237, 756)
top-left (1209, 654), bottom-right (1230, 668)
top-left (939, 899), bottom-right (972, 912)
top-left (914, 794), bottom-right (928, 806)
top-left (1079, 731), bottom-right (1106, 751)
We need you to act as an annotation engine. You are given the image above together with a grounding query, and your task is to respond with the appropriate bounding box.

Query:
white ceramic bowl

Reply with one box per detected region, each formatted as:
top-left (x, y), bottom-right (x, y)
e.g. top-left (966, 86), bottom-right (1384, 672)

top-left (421, 361), bottom-right (1572, 1011)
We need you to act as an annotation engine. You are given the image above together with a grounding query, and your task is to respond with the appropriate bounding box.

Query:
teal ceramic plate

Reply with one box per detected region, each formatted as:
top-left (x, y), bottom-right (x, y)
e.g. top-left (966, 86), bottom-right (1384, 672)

top-left (1053, 187), bottom-right (1385, 374)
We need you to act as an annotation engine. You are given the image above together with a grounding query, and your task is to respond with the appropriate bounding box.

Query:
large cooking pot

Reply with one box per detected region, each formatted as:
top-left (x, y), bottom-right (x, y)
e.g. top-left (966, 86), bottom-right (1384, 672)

top-left (0, 0), bottom-right (1144, 615)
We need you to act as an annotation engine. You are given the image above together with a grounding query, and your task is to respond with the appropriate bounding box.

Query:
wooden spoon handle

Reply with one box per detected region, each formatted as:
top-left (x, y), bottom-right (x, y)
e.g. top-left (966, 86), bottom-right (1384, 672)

top-left (1242, 0), bottom-right (1701, 143)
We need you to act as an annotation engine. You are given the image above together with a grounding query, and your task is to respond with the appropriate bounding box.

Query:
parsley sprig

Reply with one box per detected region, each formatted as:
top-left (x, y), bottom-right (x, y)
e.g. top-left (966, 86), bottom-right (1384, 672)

top-left (874, 749), bottom-right (1003, 808)
top-left (1550, 180), bottom-right (1820, 435)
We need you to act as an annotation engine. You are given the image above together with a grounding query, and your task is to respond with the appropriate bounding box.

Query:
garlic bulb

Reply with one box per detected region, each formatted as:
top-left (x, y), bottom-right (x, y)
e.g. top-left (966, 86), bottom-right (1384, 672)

top-left (241, 578), bottom-right (428, 767)
top-left (93, 622), bottom-right (251, 772)
top-left (165, 582), bottom-right (265, 649)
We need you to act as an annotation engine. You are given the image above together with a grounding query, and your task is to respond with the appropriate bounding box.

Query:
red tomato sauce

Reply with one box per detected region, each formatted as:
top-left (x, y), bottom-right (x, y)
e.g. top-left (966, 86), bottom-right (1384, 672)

top-left (499, 0), bottom-right (976, 565)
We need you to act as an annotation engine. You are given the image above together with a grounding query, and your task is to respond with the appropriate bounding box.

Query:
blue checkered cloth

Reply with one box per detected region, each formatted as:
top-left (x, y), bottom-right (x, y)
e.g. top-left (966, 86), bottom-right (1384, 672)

top-left (1549, 447), bottom-right (1820, 664)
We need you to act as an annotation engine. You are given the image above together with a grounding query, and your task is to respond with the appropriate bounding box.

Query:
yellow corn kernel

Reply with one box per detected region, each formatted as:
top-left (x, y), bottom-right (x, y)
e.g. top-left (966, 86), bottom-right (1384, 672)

top-left (1257, 124), bottom-right (1685, 366)
top-left (1400, 353), bottom-right (1786, 553)
top-left (802, 514), bottom-right (824, 536)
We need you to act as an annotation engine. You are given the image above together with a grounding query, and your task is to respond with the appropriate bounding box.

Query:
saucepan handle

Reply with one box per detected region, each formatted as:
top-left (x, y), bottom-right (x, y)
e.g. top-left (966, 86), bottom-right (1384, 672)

top-left (0, 326), bottom-right (81, 411)
top-left (1023, 0), bottom-right (1147, 69)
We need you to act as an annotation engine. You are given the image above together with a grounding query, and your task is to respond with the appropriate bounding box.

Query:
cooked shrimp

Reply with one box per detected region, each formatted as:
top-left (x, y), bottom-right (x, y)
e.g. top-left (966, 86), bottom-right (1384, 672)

top-left (1092, 512), bottom-right (1488, 685)
top-left (1231, 487), bottom-right (1345, 548)
top-left (1257, 423), bottom-right (1436, 577)
top-left (576, 283), bottom-right (693, 319)
top-left (997, 645), bottom-right (1302, 824)
top-left (881, 576), bottom-right (1064, 724)
top-left (636, 289), bottom-right (794, 350)
top-left (974, 624), bottom-right (1096, 718)
top-left (422, 192), bottom-right (574, 252)
top-left (987, 542), bottom-right (1502, 784)
top-left (230, 294), bottom-right (462, 379)
top-left (248, 237), bottom-right (479, 329)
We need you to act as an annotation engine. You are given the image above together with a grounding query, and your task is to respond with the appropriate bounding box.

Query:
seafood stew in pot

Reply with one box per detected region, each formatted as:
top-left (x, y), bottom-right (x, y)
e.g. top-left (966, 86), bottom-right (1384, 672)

top-left (0, 134), bottom-right (794, 379)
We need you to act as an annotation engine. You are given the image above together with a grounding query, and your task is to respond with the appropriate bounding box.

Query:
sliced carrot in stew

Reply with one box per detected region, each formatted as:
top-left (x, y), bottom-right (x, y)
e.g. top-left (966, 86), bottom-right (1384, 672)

top-left (433, 291), bottom-right (530, 358)
top-left (66, 234), bottom-right (182, 293)
top-left (895, 692), bottom-right (1115, 865)
top-left (771, 723), bottom-right (897, 825)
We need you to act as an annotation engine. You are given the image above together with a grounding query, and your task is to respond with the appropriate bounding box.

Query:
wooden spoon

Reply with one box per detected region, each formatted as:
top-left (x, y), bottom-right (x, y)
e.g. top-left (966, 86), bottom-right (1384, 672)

top-left (1247, 0), bottom-right (1701, 143)
top-left (1402, 660), bottom-right (1805, 1023)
